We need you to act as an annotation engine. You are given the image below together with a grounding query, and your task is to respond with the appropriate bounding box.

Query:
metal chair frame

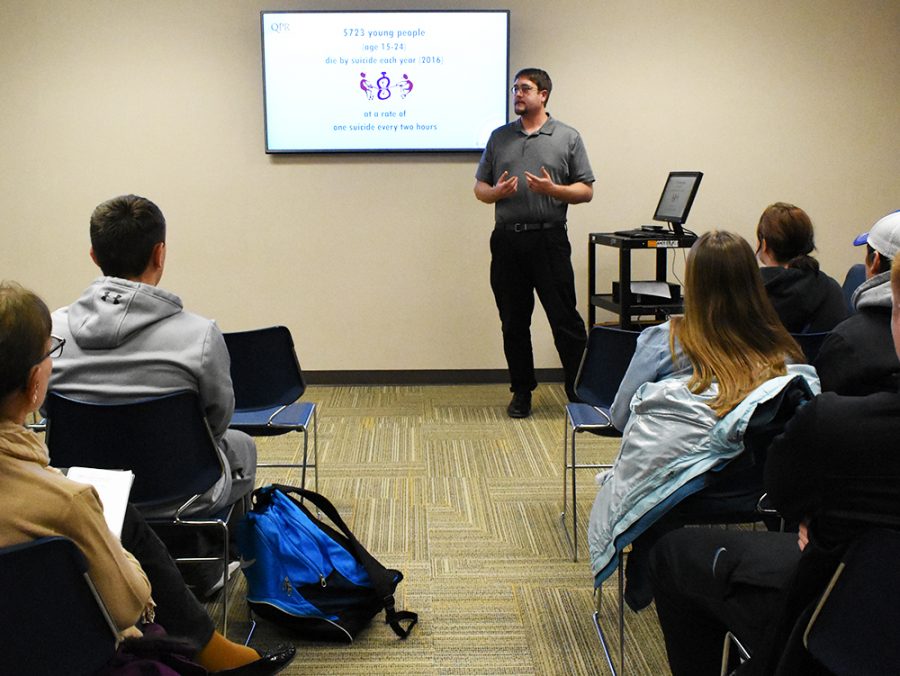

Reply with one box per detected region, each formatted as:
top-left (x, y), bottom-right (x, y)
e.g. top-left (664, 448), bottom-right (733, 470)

top-left (561, 325), bottom-right (640, 561)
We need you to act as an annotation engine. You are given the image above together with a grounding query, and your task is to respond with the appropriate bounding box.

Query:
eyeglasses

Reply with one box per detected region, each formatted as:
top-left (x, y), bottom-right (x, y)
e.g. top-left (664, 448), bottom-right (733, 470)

top-left (510, 84), bottom-right (537, 95)
top-left (36, 335), bottom-right (66, 364)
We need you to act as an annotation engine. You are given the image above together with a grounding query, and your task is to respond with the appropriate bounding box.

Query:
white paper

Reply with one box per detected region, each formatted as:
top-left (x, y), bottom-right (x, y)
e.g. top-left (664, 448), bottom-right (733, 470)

top-left (67, 467), bottom-right (134, 539)
top-left (631, 281), bottom-right (672, 299)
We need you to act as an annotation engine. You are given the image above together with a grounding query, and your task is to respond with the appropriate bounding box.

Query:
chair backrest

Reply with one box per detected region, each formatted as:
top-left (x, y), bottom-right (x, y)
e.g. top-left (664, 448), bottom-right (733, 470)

top-left (791, 331), bottom-right (830, 364)
top-left (841, 263), bottom-right (866, 314)
top-left (574, 325), bottom-right (641, 408)
top-left (0, 537), bottom-right (118, 675)
top-left (224, 326), bottom-right (306, 410)
top-left (672, 374), bottom-right (815, 523)
top-left (803, 528), bottom-right (900, 675)
top-left (45, 390), bottom-right (224, 511)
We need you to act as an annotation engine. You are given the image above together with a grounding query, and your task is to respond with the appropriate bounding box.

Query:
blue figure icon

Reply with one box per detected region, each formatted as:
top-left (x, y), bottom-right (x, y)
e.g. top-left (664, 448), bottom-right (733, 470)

top-left (376, 72), bottom-right (391, 100)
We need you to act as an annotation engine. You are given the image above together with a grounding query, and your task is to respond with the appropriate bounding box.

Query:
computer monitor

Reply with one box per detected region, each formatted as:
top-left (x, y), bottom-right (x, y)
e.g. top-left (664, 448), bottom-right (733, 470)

top-left (653, 171), bottom-right (703, 237)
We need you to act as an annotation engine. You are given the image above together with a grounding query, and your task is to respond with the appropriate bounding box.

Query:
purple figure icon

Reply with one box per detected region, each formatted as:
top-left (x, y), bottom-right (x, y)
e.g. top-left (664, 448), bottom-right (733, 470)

top-left (393, 73), bottom-right (414, 99)
top-left (359, 72), bottom-right (374, 100)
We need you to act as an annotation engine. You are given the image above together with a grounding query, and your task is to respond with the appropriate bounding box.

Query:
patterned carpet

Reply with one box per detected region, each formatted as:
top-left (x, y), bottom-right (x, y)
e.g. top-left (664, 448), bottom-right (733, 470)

top-left (213, 384), bottom-right (670, 675)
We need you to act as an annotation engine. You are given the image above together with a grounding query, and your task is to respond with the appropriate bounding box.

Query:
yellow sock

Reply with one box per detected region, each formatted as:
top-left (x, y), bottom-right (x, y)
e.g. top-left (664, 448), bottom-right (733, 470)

top-left (195, 631), bottom-right (261, 672)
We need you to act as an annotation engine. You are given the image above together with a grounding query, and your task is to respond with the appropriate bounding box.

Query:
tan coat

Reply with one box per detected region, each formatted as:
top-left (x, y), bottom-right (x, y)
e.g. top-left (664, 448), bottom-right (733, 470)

top-left (0, 421), bottom-right (152, 633)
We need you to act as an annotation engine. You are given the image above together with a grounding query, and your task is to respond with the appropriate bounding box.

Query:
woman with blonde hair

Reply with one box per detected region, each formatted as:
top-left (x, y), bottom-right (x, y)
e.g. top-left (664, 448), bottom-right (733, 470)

top-left (590, 232), bottom-right (818, 611)
top-left (674, 229), bottom-right (804, 415)
top-left (610, 230), bottom-right (805, 430)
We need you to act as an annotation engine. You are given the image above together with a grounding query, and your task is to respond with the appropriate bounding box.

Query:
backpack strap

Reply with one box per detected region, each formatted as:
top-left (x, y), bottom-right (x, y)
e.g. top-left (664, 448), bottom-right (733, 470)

top-left (269, 484), bottom-right (418, 639)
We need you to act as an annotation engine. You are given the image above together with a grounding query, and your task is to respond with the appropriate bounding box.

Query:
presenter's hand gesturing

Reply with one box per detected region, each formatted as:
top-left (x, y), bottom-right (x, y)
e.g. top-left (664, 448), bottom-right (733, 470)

top-left (494, 171), bottom-right (519, 200)
top-left (524, 166), bottom-right (556, 196)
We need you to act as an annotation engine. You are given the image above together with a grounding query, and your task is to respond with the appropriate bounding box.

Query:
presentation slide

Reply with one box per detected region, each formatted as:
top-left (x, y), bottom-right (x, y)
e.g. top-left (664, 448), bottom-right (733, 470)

top-left (261, 10), bottom-right (510, 153)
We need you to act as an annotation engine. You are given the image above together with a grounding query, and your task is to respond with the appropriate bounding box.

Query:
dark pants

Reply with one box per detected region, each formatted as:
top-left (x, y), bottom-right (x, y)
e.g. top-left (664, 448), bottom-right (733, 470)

top-left (489, 226), bottom-right (587, 397)
top-left (121, 505), bottom-right (216, 650)
top-left (648, 529), bottom-right (800, 676)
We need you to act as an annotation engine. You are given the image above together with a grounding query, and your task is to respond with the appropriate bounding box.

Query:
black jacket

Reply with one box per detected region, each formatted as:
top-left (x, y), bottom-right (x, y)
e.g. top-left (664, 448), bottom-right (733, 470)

top-left (749, 390), bottom-right (900, 675)
top-left (813, 272), bottom-right (900, 395)
top-left (761, 266), bottom-right (847, 333)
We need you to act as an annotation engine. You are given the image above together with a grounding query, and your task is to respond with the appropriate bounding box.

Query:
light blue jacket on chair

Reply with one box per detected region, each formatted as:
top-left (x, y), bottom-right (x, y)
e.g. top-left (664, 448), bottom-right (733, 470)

top-left (588, 364), bottom-right (820, 581)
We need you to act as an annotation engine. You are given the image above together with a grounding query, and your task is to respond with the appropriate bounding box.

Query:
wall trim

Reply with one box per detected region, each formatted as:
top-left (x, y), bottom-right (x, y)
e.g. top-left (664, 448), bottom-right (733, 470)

top-left (304, 368), bottom-right (565, 386)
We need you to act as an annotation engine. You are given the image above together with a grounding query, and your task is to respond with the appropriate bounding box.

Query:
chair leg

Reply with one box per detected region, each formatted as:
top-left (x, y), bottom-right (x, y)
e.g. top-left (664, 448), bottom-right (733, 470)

top-left (297, 407), bottom-right (319, 497)
top-left (300, 427), bottom-right (308, 491)
top-left (221, 520), bottom-right (229, 638)
top-left (560, 417), bottom-right (579, 562)
top-left (571, 429), bottom-right (578, 563)
top-left (312, 406), bottom-right (319, 495)
top-left (244, 602), bottom-right (258, 647)
top-left (617, 560), bottom-right (625, 675)
top-left (593, 560), bottom-right (626, 676)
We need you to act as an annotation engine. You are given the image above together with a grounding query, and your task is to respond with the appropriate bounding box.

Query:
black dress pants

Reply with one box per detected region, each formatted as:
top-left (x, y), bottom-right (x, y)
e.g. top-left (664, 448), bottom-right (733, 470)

top-left (489, 226), bottom-right (587, 397)
top-left (648, 528), bottom-right (800, 676)
top-left (121, 504), bottom-right (216, 650)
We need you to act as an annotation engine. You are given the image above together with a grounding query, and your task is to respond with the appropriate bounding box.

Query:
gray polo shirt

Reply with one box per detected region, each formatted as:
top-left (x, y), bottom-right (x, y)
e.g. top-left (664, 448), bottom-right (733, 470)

top-left (475, 115), bottom-right (594, 225)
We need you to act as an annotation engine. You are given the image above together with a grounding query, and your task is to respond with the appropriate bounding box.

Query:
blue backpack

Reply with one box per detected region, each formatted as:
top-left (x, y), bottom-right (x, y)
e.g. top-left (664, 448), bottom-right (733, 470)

top-left (237, 485), bottom-right (417, 642)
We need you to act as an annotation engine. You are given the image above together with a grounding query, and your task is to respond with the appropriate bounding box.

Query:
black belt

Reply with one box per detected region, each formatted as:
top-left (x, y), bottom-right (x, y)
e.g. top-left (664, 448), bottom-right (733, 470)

top-left (494, 222), bottom-right (565, 232)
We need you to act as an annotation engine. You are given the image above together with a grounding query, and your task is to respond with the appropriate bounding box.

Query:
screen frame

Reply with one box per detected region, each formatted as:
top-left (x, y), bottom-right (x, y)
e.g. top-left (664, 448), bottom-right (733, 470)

top-left (260, 9), bottom-right (510, 155)
top-left (653, 171), bottom-right (704, 234)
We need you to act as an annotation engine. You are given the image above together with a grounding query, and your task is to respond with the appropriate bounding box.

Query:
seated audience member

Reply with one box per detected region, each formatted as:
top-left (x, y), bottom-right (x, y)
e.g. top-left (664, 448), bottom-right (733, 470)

top-left (755, 202), bottom-right (847, 333)
top-left (608, 315), bottom-right (691, 433)
top-left (814, 210), bottom-right (900, 395)
top-left (0, 282), bottom-right (294, 675)
top-left (647, 253), bottom-right (900, 676)
top-left (48, 194), bottom-right (256, 519)
top-left (588, 232), bottom-right (815, 611)
top-left (609, 204), bottom-right (843, 432)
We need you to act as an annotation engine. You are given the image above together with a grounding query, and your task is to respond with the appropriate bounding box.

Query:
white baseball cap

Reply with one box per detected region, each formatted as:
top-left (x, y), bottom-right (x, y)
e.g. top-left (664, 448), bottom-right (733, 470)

top-left (853, 210), bottom-right (900, 259)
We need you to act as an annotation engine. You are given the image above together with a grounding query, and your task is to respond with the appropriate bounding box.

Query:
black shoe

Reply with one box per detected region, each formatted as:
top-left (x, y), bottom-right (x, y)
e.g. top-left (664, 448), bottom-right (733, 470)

top-left (507, 391), bottom-right (532, 418)
top-left (623, 583), bottom-right (654, 612)
top-left (623, 559), bottom-right (654, 612)
top-left (212, 644), bottom-right (296, 675)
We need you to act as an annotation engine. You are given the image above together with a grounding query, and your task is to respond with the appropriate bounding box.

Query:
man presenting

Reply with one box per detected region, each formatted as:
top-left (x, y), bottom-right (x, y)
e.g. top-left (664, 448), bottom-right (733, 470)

top-left (475, 67), bottom-right (594, 418)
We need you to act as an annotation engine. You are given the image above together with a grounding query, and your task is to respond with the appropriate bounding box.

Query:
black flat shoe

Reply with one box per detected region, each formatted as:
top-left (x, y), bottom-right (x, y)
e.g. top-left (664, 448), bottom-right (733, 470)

top-left (507, 391), bottom-right (532, 418)
top-left (212, 645), bottom-right (296, 675)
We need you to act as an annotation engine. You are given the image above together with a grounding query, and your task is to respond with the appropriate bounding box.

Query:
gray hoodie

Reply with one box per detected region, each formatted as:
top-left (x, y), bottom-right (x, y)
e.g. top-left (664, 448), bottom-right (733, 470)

top-left (48, 277), bottom-right (254, 515)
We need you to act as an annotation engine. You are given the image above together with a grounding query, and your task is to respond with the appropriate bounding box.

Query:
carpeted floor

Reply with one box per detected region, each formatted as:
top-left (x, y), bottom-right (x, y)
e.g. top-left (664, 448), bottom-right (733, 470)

top-left (212, 384), bottom-right (670, 675)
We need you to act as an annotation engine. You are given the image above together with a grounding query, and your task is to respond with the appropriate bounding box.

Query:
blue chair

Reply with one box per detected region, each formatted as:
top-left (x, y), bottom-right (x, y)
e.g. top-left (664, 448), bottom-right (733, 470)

top-left (44, 390), bottom-right (237, 635)
top-left (224, 326), bottom-right (318, 492)
top-left (562, 325), bottom-right (640, 561)
top-left (0, 537), bottom-right (118, 675)
top-left (724, 524), bottom-right (900, 675)
top-left (842, 263), bottom-right (865, 315)
top-left (791, 331), bottom-right (830, 364)
top-left (803, 528), bottom-right (900, 675)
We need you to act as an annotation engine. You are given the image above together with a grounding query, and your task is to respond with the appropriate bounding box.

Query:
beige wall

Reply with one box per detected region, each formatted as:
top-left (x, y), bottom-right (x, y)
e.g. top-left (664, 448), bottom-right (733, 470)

top-left (2, 0), bottom-right (898, 372)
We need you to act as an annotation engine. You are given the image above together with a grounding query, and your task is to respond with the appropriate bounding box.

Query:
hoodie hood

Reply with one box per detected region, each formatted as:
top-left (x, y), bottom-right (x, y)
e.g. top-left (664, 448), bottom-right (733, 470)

top-left (762, 267), bottom-right (827, 310)
top-left (852, 270), bottom-right (892, 311)
top-left (67, 277), bottom-right (183, 350)
top-left (760, 266), bottom-right (844, 333)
